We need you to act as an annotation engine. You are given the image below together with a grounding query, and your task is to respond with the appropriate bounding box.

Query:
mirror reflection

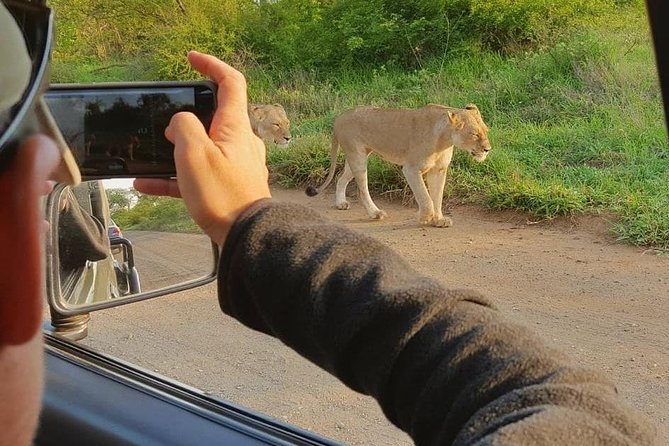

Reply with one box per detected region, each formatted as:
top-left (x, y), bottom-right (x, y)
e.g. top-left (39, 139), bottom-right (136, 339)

top-left (57, 179), bottom-right (215, 308)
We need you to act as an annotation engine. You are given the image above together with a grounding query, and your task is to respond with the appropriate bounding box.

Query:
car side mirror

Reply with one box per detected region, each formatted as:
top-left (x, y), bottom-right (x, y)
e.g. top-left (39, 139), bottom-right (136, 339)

top-left (45, 178), bottom-right (218, 316)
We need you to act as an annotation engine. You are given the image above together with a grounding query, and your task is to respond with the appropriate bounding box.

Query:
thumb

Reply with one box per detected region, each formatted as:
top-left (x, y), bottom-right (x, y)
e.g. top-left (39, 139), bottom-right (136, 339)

top-left (165, 111), bottom-right (213, 172)
top-left (165, 111), bottom-right (208, 146)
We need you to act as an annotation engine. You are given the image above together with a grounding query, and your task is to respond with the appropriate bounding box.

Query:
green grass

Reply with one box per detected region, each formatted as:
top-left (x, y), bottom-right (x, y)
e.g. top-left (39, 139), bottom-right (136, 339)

top-left (261, 11), bottom-right (668, 248)
top-left (112, 196), bottom-right (200, 234)
top-left (50, 56), bottom-right (158, 83)
top-left (52, 7), bottom-right (669, 248)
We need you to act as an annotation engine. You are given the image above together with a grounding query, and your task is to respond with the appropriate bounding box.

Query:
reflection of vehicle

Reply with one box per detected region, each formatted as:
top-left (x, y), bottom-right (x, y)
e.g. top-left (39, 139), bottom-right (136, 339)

top-left (108, 218), bottom-right (122, 255)
top-left (57, 181), bottom-right (141, 304)
top-left (108, 213), bottom-right (140, 296)
top-left (109, 235), bottom-right (141, 296)
top-left (107, 218), bottom-right (122, 239)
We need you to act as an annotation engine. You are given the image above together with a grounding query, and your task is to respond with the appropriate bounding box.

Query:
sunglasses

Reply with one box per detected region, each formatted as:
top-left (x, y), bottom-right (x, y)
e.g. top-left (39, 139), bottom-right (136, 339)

top-left (1, 0), bottom-right (80, 183)
top-left (0, 0), bottom-right (53, 170)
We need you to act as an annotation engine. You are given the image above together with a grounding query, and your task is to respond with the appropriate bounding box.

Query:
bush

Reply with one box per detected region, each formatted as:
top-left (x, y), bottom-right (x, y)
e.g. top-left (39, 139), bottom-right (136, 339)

top-left (50, 0), bottom-right (627, 74)
top-left (50, 0), bottom-right (172, 61)
top-left (241, 0), bottom-right (621, 69)
top-left (112, 195), bottom-right (199, 233)
top-left (50, 0), bottom-right (248, 80)
top-left (152, 0), bottom-right (250, 79)
top-left (468, 0), bottom-right (615, 51)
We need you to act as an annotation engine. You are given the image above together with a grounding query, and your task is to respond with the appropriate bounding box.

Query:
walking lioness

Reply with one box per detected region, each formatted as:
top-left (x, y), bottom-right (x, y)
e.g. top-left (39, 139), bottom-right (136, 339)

top-left (306, 104), bottom-right (491, 226)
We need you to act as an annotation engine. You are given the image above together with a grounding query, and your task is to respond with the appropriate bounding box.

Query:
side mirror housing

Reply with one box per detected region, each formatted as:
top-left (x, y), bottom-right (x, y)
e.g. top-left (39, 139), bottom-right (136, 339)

top-left (45, 179), bottom-right (218, 318)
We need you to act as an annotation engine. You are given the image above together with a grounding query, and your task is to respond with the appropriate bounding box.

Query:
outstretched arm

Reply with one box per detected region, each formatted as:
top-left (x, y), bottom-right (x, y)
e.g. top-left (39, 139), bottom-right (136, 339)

top-left (218, 199), bottom-right (655, 446)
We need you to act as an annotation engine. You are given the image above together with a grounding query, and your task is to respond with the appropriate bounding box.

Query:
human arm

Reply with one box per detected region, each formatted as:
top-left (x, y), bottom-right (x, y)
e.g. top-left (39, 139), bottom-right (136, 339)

top-left (217, 199), bottom-right (656, 446)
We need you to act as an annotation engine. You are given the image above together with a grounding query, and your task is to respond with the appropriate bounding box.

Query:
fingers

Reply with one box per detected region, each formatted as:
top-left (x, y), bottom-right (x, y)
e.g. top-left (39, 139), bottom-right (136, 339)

top-left (133, 178), bottom-right (181, 198)
top-left (160, 53), bottom-right (271, 246)
top-left (187, 51), bottom-right (248, 110)
top-left (187, 51), bottom-right (250, 140)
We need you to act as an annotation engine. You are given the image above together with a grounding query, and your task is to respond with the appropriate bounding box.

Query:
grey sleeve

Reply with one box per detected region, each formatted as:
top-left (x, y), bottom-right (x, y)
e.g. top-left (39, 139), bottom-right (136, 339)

top-left (218, 199), bottom-right (656, 446)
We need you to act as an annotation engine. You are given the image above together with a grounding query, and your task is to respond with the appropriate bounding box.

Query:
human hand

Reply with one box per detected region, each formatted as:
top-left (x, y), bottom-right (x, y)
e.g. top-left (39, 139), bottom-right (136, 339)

top-left (134, 52), bottom-right (271, 246)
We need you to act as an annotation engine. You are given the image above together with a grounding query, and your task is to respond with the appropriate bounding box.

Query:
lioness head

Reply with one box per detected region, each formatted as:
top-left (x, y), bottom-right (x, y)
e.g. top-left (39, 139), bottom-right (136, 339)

top-left (248, 104), bottom-right (292, 147)
top-left (448, 104), bottom-right (491, 162)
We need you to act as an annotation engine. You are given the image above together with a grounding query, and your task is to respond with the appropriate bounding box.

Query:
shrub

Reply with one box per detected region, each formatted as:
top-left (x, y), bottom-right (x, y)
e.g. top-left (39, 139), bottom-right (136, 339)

top-left (468, 0), bottom-right (615, 52)
top-left (51, 0), bottom-right (627, 72)
top-left (112, 195), bottom-right (199, 233)
top-left (152, 0), bottom-right (249, 79)
top-left (241, 0), bottom-right (621, 69)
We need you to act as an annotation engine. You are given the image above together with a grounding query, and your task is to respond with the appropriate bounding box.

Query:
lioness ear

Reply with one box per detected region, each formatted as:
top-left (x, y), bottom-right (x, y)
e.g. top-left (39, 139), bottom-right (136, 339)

top-left (465, 103), bottom-right (480, 115)
top-left (250, 106), bottom-right (266, 121)
top-left (447, 111), bottom-right (463, 128)
top-left (273, 103), bottom-right (285, 110)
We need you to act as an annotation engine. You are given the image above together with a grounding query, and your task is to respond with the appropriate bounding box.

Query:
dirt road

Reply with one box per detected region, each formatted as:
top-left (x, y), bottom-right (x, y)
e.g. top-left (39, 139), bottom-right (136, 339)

top-left (125, 230), bottom-right (213, 290)
top-left (81, 187), bottom-right (668, 445)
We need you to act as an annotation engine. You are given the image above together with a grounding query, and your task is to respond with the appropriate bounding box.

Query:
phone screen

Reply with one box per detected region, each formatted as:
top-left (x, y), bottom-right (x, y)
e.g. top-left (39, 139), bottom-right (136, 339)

top-left (45, 82), bottom-right (215, 178)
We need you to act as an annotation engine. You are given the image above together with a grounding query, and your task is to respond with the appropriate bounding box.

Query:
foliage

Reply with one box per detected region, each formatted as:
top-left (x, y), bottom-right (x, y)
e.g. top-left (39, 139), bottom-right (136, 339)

top-left (50, 0), bottom-right (627, 76)
top-left (242, 0), bottom-right (621, 69)
top-left (52, 2), bottom-right (668, 247)
top-left (151, 0), bottom-right (251, 79)
top-left (110, 193), bottom-right (200, 233)
top-left (107, 190), bottom-right (131, 213)
top-left (468, 0), bottom-right (613, 51)
top-left (50, 0), bottom-right (248, 79)
top-left (266, 10), bottom-right (668, 248)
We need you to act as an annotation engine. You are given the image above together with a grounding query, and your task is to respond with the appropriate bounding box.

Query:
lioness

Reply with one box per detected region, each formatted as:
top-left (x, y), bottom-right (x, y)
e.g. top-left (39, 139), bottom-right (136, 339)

top-left (306, 104), bottom-right (491, 227)
top-left (248, 104), bottom-right (292, 147)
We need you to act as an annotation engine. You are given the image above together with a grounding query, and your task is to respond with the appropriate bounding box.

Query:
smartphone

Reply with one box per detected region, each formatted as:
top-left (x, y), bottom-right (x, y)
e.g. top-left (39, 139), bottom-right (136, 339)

top-left (44, 81), bottom-right (216, 179)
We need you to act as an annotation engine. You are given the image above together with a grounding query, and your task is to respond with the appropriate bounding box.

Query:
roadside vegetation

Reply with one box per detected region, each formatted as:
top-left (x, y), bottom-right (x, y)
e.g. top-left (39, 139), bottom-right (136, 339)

top-left (51, 0), bottom-right (668, 247)
top-left (108, 190), bottom-right (199, 233)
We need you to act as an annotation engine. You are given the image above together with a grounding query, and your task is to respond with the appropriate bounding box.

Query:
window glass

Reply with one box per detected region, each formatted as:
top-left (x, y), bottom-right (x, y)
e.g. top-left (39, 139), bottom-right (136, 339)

top-left (46, 1), bottom-right (668, 444)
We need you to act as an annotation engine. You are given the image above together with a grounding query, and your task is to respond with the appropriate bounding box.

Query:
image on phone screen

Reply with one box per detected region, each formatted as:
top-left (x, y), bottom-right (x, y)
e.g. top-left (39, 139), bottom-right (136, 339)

top-left (45, 83), bottom-right (215, 178)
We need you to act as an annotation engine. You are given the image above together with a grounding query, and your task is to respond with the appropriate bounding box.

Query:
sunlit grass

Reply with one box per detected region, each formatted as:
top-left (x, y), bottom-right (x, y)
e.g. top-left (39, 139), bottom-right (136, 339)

top-left (261, 12), bottom-right (668, 247)
top-left (52, 8), bottom-right (668, 248)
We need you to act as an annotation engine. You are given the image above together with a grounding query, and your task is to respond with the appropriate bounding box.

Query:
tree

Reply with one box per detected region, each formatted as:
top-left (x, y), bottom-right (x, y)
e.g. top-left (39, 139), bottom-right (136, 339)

top-left (107, 189), bottom-right (132, 213)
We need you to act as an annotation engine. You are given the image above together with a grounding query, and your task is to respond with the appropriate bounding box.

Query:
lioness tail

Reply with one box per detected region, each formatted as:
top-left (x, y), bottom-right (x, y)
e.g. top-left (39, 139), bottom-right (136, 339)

top-left (306, 132), bottom-right (340, 197)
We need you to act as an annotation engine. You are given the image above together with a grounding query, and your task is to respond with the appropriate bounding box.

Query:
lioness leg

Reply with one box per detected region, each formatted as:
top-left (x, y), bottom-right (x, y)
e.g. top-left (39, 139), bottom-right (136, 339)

top-left (402, 165), bottom-right (435, 225)
top-left (425, 167), bottom-right (452, 227)
top-left (425, 150), bottom-right (454, 227)
top-left (349, 153), bottom-right (387, 220)
top-left (335, 161), bottom-right (354, 210)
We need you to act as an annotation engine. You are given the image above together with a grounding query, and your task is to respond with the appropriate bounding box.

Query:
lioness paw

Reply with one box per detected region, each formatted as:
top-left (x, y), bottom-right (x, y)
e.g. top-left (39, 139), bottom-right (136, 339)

top-left (432, 216), bottom-right (453, 228)
top-left (336, 201), bottom-right (351, 210)
top-left (419, 213), bottom-right (435, 225)
top-left (370, 210), bottom-right (387, 220)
